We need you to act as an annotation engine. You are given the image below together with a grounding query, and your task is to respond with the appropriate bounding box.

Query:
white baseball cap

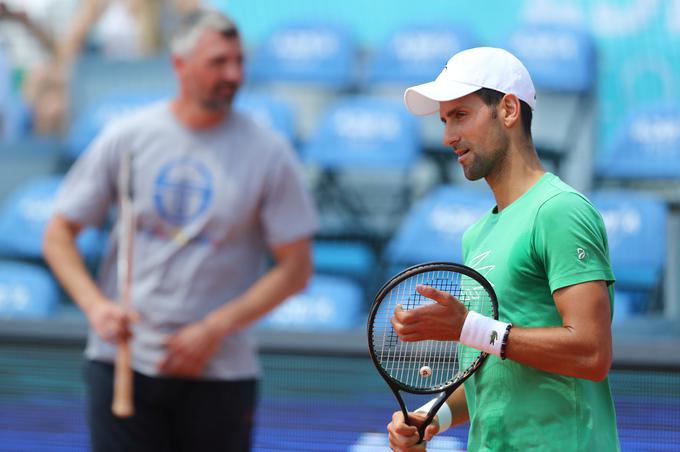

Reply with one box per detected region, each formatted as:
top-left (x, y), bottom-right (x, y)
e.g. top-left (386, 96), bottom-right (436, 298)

top-left (403, 47), bottom-right (536, 115)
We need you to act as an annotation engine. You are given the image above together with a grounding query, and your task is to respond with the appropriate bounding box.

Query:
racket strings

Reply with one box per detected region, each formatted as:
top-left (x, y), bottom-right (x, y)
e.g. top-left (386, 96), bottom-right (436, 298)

top-left (371, 269), bottom-right (494, 391)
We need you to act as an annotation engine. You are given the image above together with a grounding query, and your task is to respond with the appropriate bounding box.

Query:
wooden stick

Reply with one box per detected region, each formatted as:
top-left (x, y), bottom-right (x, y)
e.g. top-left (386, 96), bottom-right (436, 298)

top-left (112, 150), bottom-right (135, 418)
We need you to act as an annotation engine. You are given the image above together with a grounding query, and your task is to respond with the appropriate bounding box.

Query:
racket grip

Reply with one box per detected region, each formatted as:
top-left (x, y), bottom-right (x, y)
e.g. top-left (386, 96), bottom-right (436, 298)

top-left (112, 342), bottom-right (134, 418)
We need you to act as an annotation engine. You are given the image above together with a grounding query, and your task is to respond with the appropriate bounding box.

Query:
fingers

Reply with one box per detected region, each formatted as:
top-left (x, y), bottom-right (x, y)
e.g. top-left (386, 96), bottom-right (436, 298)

top-left (93, 303), bottom-right (139, 344)
top-left (393, 286), bottom-right (458, 324)
top-left (112, 307), bottom-right (138, 341)
top-left (157, 348), bottom-right (185, 376)
top-left (391, 306), bottom-right (424, 342)
top-left (157, 325), bottom-right (215, 377)
top-left (391, 285), bottom-right (468, 342)
top-left (391, 317), bottom-right (425, 342)
top-left (123, 307), bottom-right (140, 323)
top-left (423, 422), bottom-right (440, 442)
top-left (157, 347), bottom-right (201, 377)
top-left (387, 411), bottom-right (419, 451)
top-left (388, 411), bottom-right (434, 451)
top-left (416, 284), bottom-right (455, 305)
top-left (103, 318), bottom-right (132, 343)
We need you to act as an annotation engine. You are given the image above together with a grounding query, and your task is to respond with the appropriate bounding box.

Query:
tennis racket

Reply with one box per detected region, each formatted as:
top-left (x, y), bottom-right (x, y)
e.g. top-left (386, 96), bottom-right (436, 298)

top-left (367, 262), bottom-right (498, 443)
top-left (112, 150), bottom-right (135, 418)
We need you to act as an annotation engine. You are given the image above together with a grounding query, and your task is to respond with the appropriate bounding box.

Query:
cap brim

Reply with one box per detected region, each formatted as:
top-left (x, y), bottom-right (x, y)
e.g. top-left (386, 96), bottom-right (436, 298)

top-left (404, 80), bottom-right (481, 116)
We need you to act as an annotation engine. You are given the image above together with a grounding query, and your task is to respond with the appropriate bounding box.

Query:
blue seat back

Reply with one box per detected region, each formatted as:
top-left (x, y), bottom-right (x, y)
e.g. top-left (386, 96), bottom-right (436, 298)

top-left (386, 185), bottom-right (494, 266)
top-left (367, 24), bottom-right (476, 87)
top-left (0, 176), bottom-right (105, 262)
top-left (313, 240), bottom-right (376, 282)
top-left (259, 274), bottom-right (364, 331)
top-left (234, 92), bottom-right (296, 143)
top-left (0, 138), bottom-right (62, 202)
top-left (66, 92), bottom-right (167, 160)
top-left (0, 262), bottom-right (60, 318)
top-left (247, 22), bottom-right (356, 87)
top-left (70, 54), bottom-right (174, 120)
top-left (505, 23), bottom-right (595, 93)
top-left (596, 105), bottom-right (680, 180)
top-left (589, 189), bottom-right (667, 289)
top-left (302, 96), bottom-right (419, 169)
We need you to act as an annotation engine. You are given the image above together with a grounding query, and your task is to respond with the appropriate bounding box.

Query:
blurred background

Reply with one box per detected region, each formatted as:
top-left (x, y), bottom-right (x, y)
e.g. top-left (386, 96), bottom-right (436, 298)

top-left (0, 0), bottom-right (679, 450)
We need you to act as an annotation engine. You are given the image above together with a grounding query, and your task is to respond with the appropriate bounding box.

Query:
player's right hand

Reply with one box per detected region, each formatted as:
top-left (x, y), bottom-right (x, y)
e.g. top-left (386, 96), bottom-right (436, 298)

top-left (87, 299), bottom-right (138, 344)
top-left (387, 410), bottom-right (440, 451)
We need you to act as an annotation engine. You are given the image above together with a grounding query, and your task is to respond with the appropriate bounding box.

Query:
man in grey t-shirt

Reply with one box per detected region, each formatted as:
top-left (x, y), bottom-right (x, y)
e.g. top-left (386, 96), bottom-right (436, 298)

top-left (43, 9), bottom-right (317, 452)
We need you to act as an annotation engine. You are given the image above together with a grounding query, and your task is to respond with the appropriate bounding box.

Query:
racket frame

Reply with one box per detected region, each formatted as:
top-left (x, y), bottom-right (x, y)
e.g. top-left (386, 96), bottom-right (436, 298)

top-left (367, 262), bottom-right (499, 442)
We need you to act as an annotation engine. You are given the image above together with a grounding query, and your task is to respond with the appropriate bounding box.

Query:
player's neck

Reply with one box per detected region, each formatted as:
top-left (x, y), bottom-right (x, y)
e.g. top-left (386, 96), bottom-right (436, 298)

top-left (486, 142), bottom-right (545, 212)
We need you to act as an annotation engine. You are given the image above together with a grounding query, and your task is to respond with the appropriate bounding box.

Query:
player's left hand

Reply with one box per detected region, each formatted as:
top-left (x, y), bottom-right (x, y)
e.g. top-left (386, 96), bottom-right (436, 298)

top-left (157, 321), bottom-right (223, 377)
top-left (387, 410), bottom-right (438, 451)
top-left (391, 284), bottom-right (468, 342)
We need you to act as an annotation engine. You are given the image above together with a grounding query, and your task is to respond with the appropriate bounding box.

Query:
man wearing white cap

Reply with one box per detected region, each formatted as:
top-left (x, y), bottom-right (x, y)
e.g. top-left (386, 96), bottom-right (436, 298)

top-left (388, 47), bottom-right (619, 451)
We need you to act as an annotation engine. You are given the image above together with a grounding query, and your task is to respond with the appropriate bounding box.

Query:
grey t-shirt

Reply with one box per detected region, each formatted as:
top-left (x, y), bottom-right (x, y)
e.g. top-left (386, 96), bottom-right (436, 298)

top-left (55, 101), bottom-right (318, 379)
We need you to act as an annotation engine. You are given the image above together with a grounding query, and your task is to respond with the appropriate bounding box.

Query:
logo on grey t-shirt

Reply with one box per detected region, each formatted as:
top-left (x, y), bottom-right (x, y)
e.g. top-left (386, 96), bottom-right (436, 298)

top-left (154, 156), bottom-right (213, 226)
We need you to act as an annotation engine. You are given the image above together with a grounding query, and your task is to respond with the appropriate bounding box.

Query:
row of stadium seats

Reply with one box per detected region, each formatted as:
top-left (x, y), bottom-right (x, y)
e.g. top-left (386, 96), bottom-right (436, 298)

top-left (1, 19), bottom-right (678, 332)
top-left (64, 21), bottom-right (598, 174)
top-left (58, 88), bottom-right (680, 198)
top-left (0, 169), bottom-right (669, 328)
top-left (6, 17), bottom-right (679, 190)
top-left (25, 84), bottom-right (680, 260)
top-left (57, 18), bottom-right (680, 225)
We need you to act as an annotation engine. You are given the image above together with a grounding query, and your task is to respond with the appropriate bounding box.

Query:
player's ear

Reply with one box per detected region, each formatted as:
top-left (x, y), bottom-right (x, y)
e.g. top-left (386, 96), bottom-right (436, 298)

top-left (499, 94), bottom-right (521, 129)
top-left (171, 53), bottom-right (187, 75)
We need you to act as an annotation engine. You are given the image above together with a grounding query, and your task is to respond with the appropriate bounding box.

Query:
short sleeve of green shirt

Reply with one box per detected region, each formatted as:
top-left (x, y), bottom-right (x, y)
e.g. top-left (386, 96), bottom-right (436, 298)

top-left (533, 192), bottom-right (615, 293)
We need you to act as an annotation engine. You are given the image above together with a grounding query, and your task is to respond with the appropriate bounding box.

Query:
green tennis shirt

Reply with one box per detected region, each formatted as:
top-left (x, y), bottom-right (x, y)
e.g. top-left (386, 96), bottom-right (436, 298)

top-left (461, 173), bottom-right (619, 451)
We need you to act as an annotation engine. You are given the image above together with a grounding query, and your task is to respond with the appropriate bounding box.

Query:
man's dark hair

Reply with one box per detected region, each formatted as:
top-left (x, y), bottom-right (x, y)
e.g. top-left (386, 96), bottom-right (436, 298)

top-left (474, 88), bottom-right (533, 138)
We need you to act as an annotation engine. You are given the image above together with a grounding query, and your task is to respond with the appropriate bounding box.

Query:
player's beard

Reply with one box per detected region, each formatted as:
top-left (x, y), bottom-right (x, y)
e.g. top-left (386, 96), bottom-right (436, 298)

top-left (201, 81), bottom-right (239, 111)
top-left (462, 143), bottom-right (508, 181)
top-left (462, 114), bottom-right (509, 181)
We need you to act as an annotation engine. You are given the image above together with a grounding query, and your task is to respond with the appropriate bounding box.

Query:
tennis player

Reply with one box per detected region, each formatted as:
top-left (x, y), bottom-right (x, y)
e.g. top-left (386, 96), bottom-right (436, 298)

top-left (43, 9), bottom-right (317, 452)
top-left (387, 47), bottom-right (619, 451)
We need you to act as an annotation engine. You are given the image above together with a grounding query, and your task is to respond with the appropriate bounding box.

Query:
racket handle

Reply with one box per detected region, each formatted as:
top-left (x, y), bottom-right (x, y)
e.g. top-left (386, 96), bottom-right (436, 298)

top-left (402, 406), bottom-right (427, 444)
top-left (416, 425), bottom-right (426, 445)
top-left (112, 342), bottom-right (134, 418)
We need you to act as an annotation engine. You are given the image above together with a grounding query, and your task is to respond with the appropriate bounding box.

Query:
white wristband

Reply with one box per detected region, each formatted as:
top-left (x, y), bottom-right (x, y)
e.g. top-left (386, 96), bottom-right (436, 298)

top-left (459, 311), bottom-right (511, 358)
top-left (415, 398), bottom-right (452, 433)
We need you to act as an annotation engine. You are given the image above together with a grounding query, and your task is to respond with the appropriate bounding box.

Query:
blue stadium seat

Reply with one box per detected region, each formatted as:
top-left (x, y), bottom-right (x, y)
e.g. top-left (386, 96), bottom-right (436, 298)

top-left (505, 23), bottom-right (596, 179)
top-left (0, 261), bottom-right (60, 318)
top-left (258, 274), bottom-right (364, 331)
top-left (66, 92), bottom-right (167, 161)
top-left (589, 189), bottom-right (668, 320)
top-left (366, 24), bottom-right (476, 89)
top-left (234, 91), bottom-right (296, 144)
top-left (0, 138), bottom-right (62, 204)
top-left (69, 54), bottom-right (175, 121)
top-left (302, 96), bottom-right (419, 169)
top-left (596, 104), bottom-right (680, 181)
top-left (0, 175), bottom-right (106, 264)
top-left (313, 239), bottom-right (377, 291)
top-left (384, 184), bottom-right (494, 273)
top-left (247, 21), bottom-right (356, 87)
top-left (301, 96), bottom-right (420, 243)
top-left (365, 24), bottom-right (477, 181)
top-left (507, 23), bottom-right (595, 93)
top-left (245, 21), bottom-right (357, 141)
